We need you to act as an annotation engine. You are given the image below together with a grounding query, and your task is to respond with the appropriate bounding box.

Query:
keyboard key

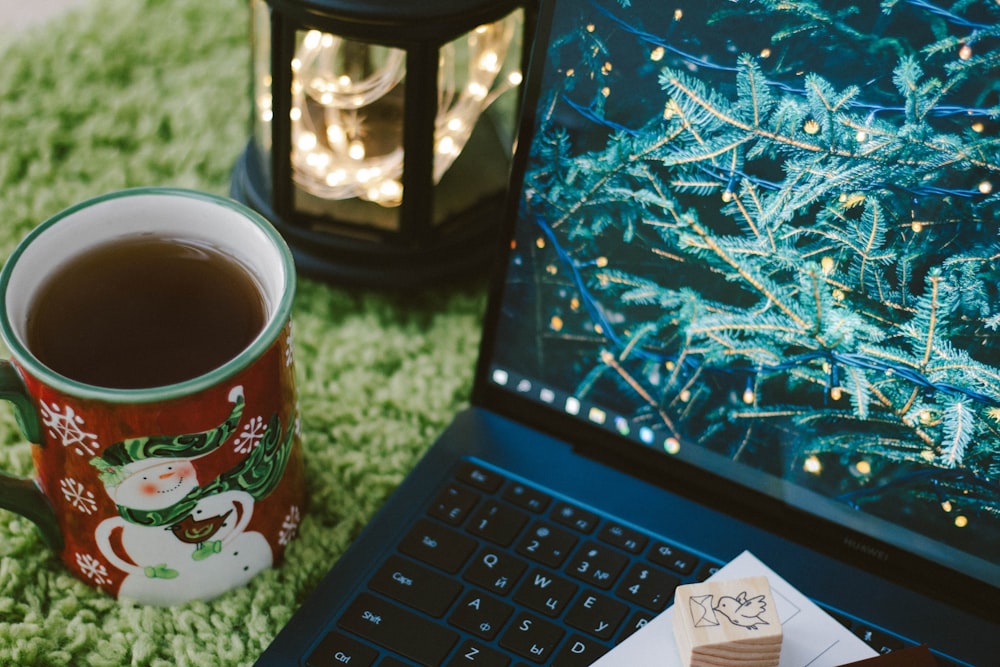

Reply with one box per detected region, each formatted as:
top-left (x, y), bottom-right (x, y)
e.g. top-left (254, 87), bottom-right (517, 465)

top-left (565, 590), bottom-right (628, 640)
top-left (615, 563), bottom-right (679, 612)
top-left (369, 555), bottom-right (463, 618)
top-left (598, 522), bottom-right (648, 554)
top-left (429, 483), bottom-right (481, 525)
top-left (400, 519), bottom-right (477, 573)
top-left (513, 568), bottom-right (578, 617)
top-left (464, 547), bottom-right (528, 596)
top-left (499, 612), bottom-right (565, 663)
top-left (551, 634), bottom-right (609, 667)
top-left (456, 462), bottom-right (504, 493)
top-left (446, 639), bottom-right (512, 667)
top-left (306, 630), bottom-right (379, 667)
top-left (566, 542), bottom-right (629, 589)
top-left (467, 500), bottom-right (530, 546)
top-left (550, 502), bottom-right (598, 533)
top-left (696, 559), bottom-right (723, 581)
top-left (618, 610), bottom-right (656, 642)
top-left (516, 521), bottom-right (578, 568)
top-left (648, 541), bottom-right (699, 575)
top-left (339, 593), bottom-right (459, 667)
top-left (448, 590), bottom-right (514, 640)
top-left (503, 482), bottom-right (551, 513)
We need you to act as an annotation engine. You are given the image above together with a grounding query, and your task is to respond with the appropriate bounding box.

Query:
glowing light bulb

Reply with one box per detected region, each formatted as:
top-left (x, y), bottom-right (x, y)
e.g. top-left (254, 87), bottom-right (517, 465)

top-left (479, 51), bottom-right (501, 73)
top-left (664, 437), bottom-right (681, 455)
top-left (742, 388), bottom-right (754, 404)
top-left (955, 515), bottom-right (969, 528)
top-left (855, 460), bottom-right (872, 475)
top-left (550, 316), bottom-right (564, 332)
top-left (804, 456), bottom-right (822, 474)
top-left (941, 500), bottom-right (953, 512)
top-left (959, 44), bottom-right (973, 60)
top-left (979, 180), bottom-right (993, 195)
top-left (297, 132), bottom-right (318, 151)
top-left (651, 47), bottom-right (665, 62)
top-left (438, 136), bottom-right (458, 156)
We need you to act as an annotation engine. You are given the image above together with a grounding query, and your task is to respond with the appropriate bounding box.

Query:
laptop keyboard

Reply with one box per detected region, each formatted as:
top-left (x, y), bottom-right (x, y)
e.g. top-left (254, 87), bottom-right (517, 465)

top-left (305, 459), bottom-right (965, 667)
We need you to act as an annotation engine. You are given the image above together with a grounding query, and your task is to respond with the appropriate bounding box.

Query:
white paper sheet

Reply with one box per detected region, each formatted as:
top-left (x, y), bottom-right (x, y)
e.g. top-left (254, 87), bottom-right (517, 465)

top-left (592, 551), bottom-right (878, 667)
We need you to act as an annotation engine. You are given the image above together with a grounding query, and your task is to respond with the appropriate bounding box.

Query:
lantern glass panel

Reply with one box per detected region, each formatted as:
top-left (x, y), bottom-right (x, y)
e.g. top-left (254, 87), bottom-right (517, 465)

top-left (251, 0), bottom-right (273, 164)
top-left (250, 3), bottom-right (524, 236)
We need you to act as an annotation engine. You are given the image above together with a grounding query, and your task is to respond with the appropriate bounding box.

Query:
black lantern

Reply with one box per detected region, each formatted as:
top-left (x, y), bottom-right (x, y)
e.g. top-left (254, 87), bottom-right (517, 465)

top-left (231, 0), bottom-right (536, 287)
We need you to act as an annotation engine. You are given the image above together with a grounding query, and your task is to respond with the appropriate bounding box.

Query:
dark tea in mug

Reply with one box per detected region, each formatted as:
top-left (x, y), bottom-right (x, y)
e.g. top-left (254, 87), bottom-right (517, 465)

top-left (26, 235), bottom-right (267, 389)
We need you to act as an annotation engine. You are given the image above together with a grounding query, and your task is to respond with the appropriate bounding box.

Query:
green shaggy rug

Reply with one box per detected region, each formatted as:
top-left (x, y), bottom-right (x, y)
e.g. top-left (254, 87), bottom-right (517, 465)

top-left (0, 1), bottom-right (485, 664)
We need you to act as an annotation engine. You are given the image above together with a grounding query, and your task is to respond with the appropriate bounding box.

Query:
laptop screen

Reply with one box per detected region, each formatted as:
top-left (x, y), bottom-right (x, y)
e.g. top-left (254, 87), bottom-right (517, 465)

top-left (483, 0), bottom-right (999, 594)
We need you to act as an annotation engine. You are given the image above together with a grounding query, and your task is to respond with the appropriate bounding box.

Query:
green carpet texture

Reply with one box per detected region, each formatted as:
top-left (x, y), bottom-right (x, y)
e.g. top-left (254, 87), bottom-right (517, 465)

top-left (0, 1), bottom-right (485, 664)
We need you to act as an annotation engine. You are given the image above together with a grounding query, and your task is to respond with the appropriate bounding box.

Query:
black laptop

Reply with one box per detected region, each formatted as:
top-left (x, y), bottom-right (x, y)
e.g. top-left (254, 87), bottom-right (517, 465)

top-left (256, 1), bottom-right (1000, 665)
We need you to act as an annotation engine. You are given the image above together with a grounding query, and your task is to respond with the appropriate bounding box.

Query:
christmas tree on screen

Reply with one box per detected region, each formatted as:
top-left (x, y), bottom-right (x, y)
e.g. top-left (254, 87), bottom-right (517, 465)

top-left (515, 0), bottom-right (1000, 545)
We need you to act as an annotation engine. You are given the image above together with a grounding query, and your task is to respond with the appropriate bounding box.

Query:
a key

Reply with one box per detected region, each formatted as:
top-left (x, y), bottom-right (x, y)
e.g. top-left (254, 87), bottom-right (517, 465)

top-left (499, 612), bottom-right (565, 663)
top-left (446, 640), bottom-right (512, 666)
top-left (566, 542), bottom-right (628, 589)
top-left (564, 590), bottom-right (627, 640)
top-left (306, 630), bottom-right (379, 667)
top-left (463, 547), bottom-right (528, 596)
top-left (551, 634), bottom-right (609, 667)
top-left (648, 541), bottom-right (699, 575)
top-left (448, 590), bottom-right (514, 640)
top-left (550, 502), bottom-right (598, 533)
top-left (369, 554), bottom-right (463, 617)
top-left (502, 482), bottom-right (551, 513)
top-left (400, 519), bottom-right (477, 573)
top-left (513, 568), bottom-right (578, 617)
top-left (467, 500), bottom-right (529, 547)
top-left (598, 522), bottom-right (648, 554)
top-left (338, 593), bottom-right (458, 667)
top-left (429, 483), bottom-right (481, 525)
top-left (615, 563), bottom-right (679, 612)
top-left (515, 521), bottom-right (577, 568)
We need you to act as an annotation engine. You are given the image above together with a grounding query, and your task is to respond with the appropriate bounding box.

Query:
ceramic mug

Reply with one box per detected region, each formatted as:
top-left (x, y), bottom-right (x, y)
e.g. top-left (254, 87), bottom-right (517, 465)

top-left (0, 188), bottom-right (305, 605)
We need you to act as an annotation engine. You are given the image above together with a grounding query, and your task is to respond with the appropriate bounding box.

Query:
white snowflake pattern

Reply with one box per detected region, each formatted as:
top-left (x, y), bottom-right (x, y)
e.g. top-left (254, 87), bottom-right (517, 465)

top-left (278, 505), bottom-right (301, 545)
top-left (40, 401), bottom-right (100, 456)
top-left (59, 478), bottom-right (97, 514)
top-left (75, 552), bottom-right (110, 586)
top-left (284, 327), bottom-right (296, 368)
top-left (233, 414), bottom-right (266, 454)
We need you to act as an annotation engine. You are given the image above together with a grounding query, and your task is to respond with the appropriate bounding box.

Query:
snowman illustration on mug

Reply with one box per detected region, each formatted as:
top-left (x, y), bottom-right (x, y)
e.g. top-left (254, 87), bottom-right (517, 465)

top-left (89, 386), bottom-right (293, 605)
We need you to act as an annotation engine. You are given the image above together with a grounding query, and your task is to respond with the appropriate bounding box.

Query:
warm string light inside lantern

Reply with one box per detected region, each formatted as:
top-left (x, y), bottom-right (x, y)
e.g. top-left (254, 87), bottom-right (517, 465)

top-left (276, 13), bottom-right (523, 208)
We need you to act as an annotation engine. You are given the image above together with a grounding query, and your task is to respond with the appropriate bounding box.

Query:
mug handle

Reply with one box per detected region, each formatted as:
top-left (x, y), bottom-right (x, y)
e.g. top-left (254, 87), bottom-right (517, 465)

top-left (0, 360), bottom-right (63, 551)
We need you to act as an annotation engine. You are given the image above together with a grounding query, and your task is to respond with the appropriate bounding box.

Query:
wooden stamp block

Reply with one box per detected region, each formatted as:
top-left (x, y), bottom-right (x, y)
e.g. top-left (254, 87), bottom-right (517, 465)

top-left (672, 575), bottom-right (782, 667)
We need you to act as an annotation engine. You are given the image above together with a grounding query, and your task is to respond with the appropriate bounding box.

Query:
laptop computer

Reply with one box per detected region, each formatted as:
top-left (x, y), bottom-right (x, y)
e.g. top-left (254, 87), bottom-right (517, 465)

top-left (255, 1), bottom-right (1000, 665)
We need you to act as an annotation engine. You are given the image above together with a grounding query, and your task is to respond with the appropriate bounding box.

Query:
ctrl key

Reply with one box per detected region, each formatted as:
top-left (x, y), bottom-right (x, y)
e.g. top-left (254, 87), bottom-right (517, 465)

top-left (306, 630), bottom-right (378, 667)
top-left (338, 593), bottom-right (459, 666)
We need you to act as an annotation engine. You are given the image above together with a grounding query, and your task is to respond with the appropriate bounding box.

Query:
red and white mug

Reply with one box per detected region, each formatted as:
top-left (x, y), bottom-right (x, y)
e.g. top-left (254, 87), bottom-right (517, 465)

top-left (0, 188), bottom-right (305, 605)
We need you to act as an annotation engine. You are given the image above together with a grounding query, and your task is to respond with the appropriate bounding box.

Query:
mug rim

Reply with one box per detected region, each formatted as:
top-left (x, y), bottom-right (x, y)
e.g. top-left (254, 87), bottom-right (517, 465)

top-left (0, 187), bottom-right (297, 403)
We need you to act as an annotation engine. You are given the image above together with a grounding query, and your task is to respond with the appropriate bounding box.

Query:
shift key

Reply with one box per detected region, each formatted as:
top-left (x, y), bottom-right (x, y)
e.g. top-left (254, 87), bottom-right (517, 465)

top-left (339, 593), bottom-right (459, 666)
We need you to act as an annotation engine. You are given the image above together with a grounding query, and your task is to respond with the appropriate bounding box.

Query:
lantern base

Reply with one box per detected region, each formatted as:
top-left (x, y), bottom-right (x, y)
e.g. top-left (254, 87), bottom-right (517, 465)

top-left (230, 141), bottom-right (504, 289)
